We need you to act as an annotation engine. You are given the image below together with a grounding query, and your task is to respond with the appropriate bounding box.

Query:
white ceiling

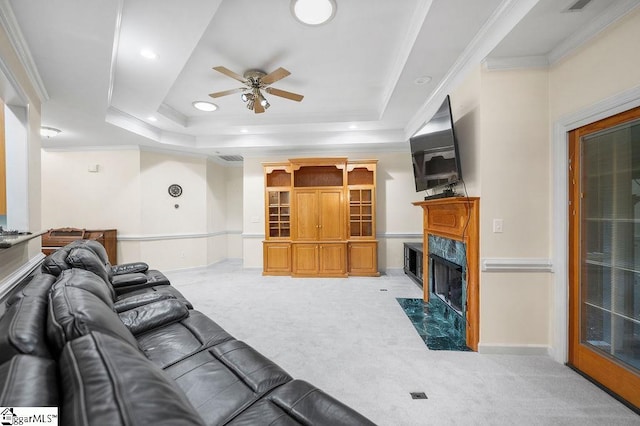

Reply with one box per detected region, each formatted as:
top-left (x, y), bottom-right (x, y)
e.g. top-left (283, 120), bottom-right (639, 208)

top-left (5, 0), bottom-right (640, 160)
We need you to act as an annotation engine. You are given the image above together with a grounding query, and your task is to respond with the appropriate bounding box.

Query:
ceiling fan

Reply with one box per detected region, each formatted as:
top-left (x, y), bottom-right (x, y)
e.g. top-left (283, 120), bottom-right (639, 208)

top-left (209, 66), bottom-right (304, 114)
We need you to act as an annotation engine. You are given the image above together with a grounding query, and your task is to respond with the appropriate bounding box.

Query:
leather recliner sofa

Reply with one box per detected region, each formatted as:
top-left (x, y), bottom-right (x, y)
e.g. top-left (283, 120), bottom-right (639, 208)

top-left (0, 243), bottom-right (376, 425)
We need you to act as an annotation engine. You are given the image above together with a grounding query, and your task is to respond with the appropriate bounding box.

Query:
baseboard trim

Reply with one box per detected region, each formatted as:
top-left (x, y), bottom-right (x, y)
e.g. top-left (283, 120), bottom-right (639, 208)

top-left (477, 343), bottom-right (549, 355)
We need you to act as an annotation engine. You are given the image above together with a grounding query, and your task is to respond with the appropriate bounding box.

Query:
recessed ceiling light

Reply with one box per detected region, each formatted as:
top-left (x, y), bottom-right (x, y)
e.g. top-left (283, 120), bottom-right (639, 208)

top-left (240, 129), bottom-right (249, 133)
top-left (349, 124), bottom-right (358, 130)
top-left (192, 101), bottom-right (218, 112)
top-left (291, 0), bottom-right (337, 26)
top-left (414, 76), bottom-right (432, 85)
top-left (140, 49), bottom-right (158, 60)
top-left (40, 126), bottom-right (61, 138)
top-left (147, 116), bottom-right (157, 122)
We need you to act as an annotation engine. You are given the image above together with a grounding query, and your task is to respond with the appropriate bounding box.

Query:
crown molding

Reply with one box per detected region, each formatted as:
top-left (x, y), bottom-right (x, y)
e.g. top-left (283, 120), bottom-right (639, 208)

top-left (0, 0), bottom-right (49, 102)
top-left (477, 1), bottom-right (640, 72)
top-left (41, 144), bottom-right (141, 152)
top-left (483, 55), bottom-right (549, 71)
top-left (378, 0), bottom-right (434, 118)
top-left (404, 0), bottom-right (541, 139)
top-left (548, 0), bottom-right (640, 65)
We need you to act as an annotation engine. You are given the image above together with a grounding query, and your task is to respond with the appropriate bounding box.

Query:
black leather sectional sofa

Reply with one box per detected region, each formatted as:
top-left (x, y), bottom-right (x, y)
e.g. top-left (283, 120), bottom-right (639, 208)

top-left (0, 240), bottom-right (375, 425)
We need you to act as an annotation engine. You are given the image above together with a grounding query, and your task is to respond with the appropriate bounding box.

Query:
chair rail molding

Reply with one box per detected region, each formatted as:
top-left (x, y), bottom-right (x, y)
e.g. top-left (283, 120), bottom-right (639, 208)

top-left (118, 230), bottom-right (241, 242)
top-left (481, 258), bottom-right (552, 273)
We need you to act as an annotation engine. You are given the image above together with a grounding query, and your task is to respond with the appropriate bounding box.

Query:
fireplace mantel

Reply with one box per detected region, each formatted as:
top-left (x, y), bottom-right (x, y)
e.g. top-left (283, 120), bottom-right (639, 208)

top-left (413, 197), bottom-right (479, 350)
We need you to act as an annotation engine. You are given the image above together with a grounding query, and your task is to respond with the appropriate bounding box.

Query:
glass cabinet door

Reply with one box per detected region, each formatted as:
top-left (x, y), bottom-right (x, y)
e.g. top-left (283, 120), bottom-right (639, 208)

top-left (349, 189), bottom-right (373, 237)
top-left (267, 190), bottom-right (290, 238)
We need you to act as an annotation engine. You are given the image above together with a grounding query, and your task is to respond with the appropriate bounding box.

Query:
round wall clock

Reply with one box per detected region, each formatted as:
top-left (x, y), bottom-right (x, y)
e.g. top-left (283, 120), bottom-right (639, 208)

top-left (168, 184), bottom-right (183, 198)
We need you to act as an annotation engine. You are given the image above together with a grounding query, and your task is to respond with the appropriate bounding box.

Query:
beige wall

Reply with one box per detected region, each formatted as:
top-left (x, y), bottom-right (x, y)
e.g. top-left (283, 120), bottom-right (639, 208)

top-left (41, 149), bottom-right (141, 233)
top-left (449, 66), bottom-right (553, 351)
top-left (549, 8), bottom-right (640, 121)
top-left (479, 68), bottom-right (552, 350)
top-left (241, 151), bottom-right (422, 270)
top-left (41, 149), bottom-right (242, 270)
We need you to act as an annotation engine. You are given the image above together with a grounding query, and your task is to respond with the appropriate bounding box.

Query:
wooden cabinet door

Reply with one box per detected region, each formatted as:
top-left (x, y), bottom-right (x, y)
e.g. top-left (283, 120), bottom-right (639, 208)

top-left (263, 242), bottom-right (291, 275)
top-left (293, 190), bottom-right (318, 241)
top-left (292, 243), bottom-right (319, 275)
top-left (318, 243), bottom-right (346, 276)
top-left (318, 189), bottom-right (344, 240)
top-left (348, 241), bottom-right (378, 276)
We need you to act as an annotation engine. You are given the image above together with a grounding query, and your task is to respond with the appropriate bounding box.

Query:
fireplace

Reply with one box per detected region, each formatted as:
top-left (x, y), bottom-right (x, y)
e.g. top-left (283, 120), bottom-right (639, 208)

top-left (413, 197), bottom-right (479, 350)
top-left (429, 253), bottom-right (463, 316)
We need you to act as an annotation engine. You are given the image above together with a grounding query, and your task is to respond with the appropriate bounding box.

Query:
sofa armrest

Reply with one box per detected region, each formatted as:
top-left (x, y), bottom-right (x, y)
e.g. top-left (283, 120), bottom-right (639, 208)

top-left (118, 299), bottom-right (189, 336)
top-left (111, 262), bottom-right (149, 275)
top-left (113, 292), bottom-right (177, 313)
top-left (111, 272), bottom-right (148, 288)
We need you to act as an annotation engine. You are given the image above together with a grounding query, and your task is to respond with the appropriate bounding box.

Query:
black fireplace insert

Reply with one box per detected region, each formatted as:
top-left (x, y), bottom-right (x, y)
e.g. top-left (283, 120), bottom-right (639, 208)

top-left (429, 253), bottom-right (463, 315)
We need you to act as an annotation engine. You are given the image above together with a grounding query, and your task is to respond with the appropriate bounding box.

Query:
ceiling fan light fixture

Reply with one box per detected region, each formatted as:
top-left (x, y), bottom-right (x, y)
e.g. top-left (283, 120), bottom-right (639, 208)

top-left (291, 0), bottom-right (336, 26)
top-left (247, 100), bottom-right (255, 110)
top-left (192, 101), bottom-right (218, 112)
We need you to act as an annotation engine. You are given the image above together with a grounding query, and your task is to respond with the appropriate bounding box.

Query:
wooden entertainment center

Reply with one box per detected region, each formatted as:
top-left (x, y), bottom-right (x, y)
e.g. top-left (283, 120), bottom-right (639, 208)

top-left (263, 158), bottom-right (378, 277)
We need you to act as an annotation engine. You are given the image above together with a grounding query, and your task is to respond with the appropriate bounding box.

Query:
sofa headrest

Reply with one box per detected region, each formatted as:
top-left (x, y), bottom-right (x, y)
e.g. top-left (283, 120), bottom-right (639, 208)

top-left (41, 248), bottom-right (72, 276)
top-left (0, 355), bottom-right (58, 407)
top-left (5, 272), bottom-right (56, 307)
top-left (65, 247), bottom-right (111, 284)
top-left (47, 284), bottom-right (138, 355)
top-left (52, 268), bottom-right (115, 305)
top-left (0, 295), bottom-right (52, 364)
top-left (70, 239), bottom-right (111, 266)
top-left (59, 332), bottom-right (205, 426)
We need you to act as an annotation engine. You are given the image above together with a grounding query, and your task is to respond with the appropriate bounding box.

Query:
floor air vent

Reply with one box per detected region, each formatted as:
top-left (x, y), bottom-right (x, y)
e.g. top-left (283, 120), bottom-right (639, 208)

top-left (218, 155), bottom-right (244, 162)
top-left (410, 392), bottom-right (428, 400)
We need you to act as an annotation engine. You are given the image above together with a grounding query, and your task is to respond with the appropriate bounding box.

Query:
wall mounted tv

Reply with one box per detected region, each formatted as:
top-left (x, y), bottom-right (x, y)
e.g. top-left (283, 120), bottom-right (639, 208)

top-left (410, 95), bottom-right (462, 193)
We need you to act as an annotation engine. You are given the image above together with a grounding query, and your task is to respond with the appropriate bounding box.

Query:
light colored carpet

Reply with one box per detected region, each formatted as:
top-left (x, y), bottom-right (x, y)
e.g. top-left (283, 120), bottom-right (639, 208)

top-left (165, 260), bottom-right (639, 426)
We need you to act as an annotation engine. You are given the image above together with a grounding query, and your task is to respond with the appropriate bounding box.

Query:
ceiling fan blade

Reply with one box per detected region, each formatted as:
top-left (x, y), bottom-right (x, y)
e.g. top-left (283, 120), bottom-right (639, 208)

top-left (265, 87), bottom-right (304, 102)
top-left (254, 100), bottom-right (265, 114)
top-left (209, 87), bottom-right (245, 98)
top-left (260, 67), bottom-right (291, 85)
top-left (212, 66), bottom-right (246, 83)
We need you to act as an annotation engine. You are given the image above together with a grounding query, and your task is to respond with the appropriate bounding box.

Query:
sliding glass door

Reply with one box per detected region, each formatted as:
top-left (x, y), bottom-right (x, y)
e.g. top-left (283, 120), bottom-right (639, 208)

top-left (569, 106), bottom-right (640, 409)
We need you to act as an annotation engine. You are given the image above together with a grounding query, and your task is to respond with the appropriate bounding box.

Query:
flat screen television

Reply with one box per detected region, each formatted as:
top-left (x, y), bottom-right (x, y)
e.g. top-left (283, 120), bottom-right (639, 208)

top-left (410, 95), bottom-right (462, 193)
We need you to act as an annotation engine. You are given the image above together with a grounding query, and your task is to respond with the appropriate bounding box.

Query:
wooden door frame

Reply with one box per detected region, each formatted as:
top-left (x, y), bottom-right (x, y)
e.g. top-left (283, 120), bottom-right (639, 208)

top-left (568, 106), bottom-right (640, 409)
top-left (551, 88), bottom-right (640, 365)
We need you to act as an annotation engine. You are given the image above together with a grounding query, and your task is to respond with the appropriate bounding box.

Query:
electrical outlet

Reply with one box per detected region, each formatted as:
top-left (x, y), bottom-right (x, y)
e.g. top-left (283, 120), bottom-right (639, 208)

top-left (493, 219), bottom-right (503, 233)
